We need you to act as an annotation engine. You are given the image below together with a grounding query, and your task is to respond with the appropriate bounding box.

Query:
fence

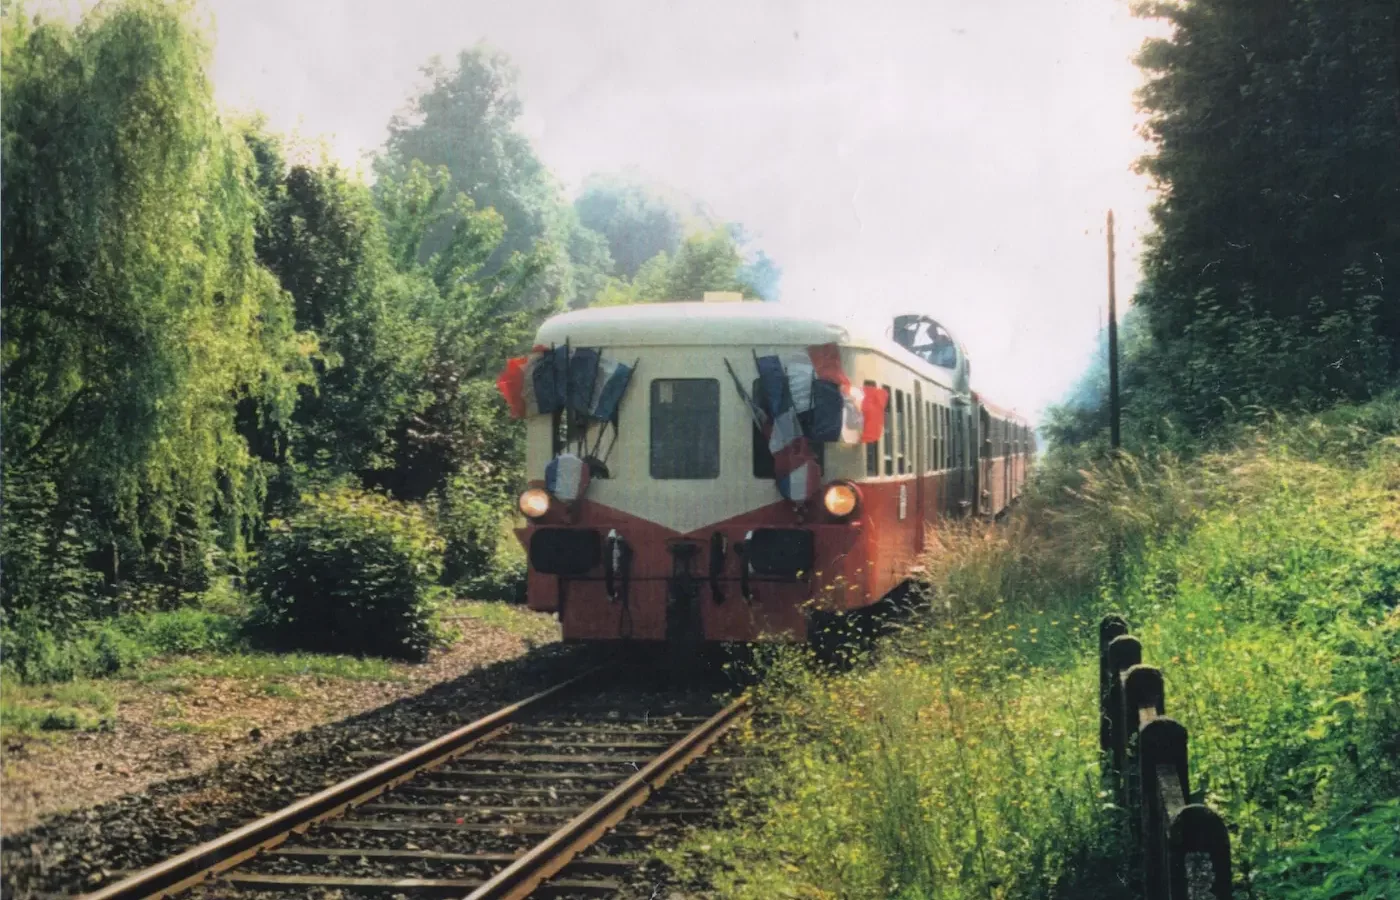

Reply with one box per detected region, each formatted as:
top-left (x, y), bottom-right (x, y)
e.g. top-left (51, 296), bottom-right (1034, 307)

top-left (1099, 615), bottom-right (1233, 900)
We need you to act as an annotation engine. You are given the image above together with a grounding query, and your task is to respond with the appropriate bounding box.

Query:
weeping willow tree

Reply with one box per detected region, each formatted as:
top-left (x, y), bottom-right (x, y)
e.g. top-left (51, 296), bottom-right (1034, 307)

top-left (1, 1), bottom-right (310, 623)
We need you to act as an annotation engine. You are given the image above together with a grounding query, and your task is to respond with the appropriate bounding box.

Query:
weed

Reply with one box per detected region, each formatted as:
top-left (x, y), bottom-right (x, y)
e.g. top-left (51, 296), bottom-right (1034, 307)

top-left (686, 395), bottom-right (1400, 898)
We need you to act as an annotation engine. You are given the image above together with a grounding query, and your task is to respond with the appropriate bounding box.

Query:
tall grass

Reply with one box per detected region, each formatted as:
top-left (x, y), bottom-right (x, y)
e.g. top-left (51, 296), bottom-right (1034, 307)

top-left (683, 393), bottom-right (1400, 899)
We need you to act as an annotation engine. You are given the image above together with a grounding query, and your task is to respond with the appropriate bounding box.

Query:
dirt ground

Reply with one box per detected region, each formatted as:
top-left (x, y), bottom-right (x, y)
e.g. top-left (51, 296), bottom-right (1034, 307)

top-left (0, 606), bottom-right (559, 836)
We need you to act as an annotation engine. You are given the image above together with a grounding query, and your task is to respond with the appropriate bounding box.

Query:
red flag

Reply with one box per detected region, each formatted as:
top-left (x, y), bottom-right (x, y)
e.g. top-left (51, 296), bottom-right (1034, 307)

top-left (807, 343), bottom-right (849, 389)
top-left (496, 356), bottom-right (529, 418)
top-left (860, 385), bottom-right (888, 444)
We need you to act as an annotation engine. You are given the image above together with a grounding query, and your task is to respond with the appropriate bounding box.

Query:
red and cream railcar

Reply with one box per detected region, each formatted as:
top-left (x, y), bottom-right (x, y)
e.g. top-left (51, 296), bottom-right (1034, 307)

top-left (500, 301), bottom-right (1032, 645)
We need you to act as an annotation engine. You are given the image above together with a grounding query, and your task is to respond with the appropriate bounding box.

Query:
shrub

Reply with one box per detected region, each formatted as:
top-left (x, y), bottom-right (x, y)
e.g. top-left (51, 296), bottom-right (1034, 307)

top-left (251, 488), bottom-right (444, 660)
top-left (0, 607), bottom-right (243, 684)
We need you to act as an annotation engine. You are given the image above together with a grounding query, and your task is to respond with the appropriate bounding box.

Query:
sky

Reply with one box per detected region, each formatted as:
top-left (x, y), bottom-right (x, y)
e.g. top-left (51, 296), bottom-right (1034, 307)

top-left (63, 0), bottom-right (1168, 423)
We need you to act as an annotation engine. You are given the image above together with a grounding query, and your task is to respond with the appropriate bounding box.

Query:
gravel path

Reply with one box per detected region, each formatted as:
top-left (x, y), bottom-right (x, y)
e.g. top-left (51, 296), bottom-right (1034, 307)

top-left (0, 640), bottom-right (597, 898)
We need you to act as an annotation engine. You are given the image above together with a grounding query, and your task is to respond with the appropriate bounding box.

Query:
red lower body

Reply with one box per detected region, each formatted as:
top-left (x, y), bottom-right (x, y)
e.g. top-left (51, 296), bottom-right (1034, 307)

top-left (517, 479), bottom-right (932, 643)
top-left (517, 463), bottom-right (1030, 643)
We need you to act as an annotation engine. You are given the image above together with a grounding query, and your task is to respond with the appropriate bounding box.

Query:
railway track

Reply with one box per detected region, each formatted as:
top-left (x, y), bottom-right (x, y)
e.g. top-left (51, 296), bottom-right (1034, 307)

top-left (79, 667), bottom-right (750, 900)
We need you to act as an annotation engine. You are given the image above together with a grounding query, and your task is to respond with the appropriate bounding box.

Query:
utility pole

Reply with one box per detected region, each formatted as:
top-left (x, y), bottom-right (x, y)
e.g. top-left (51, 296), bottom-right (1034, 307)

top-left (1107, 210), bottom-right (1121, 450)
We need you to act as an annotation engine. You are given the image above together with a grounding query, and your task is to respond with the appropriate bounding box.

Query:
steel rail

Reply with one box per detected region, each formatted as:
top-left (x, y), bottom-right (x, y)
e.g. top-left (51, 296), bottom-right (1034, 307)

top-left (80, 668), bottom-right (603, 900)
top-left (464, 693), bottom-right (752, 900)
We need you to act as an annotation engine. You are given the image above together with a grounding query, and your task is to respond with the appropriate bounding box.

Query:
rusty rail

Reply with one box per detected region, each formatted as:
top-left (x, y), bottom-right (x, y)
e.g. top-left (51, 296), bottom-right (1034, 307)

top-left (465, 694), bottom-right (752, 900)
top-left (80, 669), bottom-right (603, 900)
top-left (1099, 615), bottom-right (1232, 900)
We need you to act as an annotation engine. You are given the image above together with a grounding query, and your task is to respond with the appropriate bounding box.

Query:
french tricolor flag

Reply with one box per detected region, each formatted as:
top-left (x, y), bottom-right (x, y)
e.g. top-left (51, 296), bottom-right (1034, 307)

top-left (755, 354), bottom-right (823, 502)
top-left (545, 452), bottom-right (590, 502)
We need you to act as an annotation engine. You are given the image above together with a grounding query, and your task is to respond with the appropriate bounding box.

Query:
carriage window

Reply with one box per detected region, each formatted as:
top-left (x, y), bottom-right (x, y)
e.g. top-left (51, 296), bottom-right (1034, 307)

top-left (865, 380), bottom-right (880, 476)
top-left (896, 390), bottom-right (907, 474)
top-left (882, 384), bottom-right (894, 476)
top-left (927, 401), bottom-right (935, 473)
top-left (923, 401), bottom-right (931, 473)
top-left (753, 380), bottom-right (824, 477)
top-left (650, 379), bottom-right (719, 479)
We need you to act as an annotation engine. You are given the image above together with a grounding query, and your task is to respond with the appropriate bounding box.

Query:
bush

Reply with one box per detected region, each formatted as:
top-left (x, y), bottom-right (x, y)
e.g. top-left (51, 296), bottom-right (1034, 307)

top-left (0, 607), bottom-right (243, 684)
top-left (251, 488), bottom-right (444, 660)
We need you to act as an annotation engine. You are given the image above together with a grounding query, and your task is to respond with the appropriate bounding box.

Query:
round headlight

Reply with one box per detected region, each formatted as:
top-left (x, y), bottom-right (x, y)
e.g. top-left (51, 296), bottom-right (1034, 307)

top-left (518, 488), bottom-right (550, 519)
top-left (822, 482), bottom-right (859, 518)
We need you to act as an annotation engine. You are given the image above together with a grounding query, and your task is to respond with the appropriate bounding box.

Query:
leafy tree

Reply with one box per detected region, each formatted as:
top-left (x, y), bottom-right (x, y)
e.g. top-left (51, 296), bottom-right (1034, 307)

top-left (1, 1), bottom-right (309, 620)
top-left (594, 227), bottom-right (761, 306)
top-left (1126, 0), bottom-right (1400, 434)
top-left (247, 131), bottom-right (428, 481)
top-left (376, 45), bottom-right (603, 310)
top-left (574, 174), bottom-right (685, 278)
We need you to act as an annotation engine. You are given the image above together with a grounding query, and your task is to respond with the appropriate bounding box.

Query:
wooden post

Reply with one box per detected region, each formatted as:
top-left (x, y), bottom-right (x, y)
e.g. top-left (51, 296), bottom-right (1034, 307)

top-left (1168, 805), bottom-right (1232, 900)
top-left (1105, 634), bottom-right (1143, 796)
top-left (1099, 615), bottom-right (1130, 756)
top-left (1141, 717), bottom-right (1189, 900)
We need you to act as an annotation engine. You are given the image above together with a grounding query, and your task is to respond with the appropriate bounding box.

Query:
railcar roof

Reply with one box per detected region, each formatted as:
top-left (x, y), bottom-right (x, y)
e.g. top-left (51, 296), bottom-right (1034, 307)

top-left (535, 301), bottom-right (893, 351)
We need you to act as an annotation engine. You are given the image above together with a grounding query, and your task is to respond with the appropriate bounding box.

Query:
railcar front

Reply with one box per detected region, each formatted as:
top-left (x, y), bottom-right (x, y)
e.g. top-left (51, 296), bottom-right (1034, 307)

top-left (498, 302), bottom-right (942, 645)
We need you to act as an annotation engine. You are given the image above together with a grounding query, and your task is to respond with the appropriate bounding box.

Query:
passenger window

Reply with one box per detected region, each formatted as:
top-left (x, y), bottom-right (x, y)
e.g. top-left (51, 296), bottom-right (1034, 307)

top-left (926, 401), bottom-right (933, 473)
top-left (864, 380), bottom-right (880, 476)
top-left (895, 389), bottom-right (907, 474)
top-left (650, 379), bottom-right (719, 479)
top-left (882, 384), bottom-right (894, 476)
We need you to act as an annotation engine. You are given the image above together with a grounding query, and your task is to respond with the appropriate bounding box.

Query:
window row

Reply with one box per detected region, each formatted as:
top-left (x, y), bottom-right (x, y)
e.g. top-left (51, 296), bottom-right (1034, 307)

top-left (863, 382), bottom-right (964, 477)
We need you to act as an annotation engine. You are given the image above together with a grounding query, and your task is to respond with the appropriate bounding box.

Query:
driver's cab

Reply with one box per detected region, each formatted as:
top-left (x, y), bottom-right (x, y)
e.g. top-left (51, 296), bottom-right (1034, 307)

top-left (892, 314), bottom-right (969, 392)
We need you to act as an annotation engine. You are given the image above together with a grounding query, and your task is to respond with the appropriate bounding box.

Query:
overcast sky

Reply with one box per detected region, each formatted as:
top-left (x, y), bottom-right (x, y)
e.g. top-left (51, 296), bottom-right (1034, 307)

top-left (58, 0), bottom-right (1166, 421)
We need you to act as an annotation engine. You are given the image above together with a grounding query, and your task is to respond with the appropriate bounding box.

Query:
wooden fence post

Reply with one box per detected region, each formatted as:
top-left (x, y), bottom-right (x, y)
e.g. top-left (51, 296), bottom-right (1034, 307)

top-left (1105, 634), bottom-right (1142, 797)
top-left (1123, 665), bottom-right (1166, 841)
top-left (1168, 805), bottom-right (1232, 900)
top-left (1095, 616), bottom-right (1232, 898)
top-left (1140, 716), bottom-right (1188, 900)
top-left (1099, 614), bottom-right (1130, 757)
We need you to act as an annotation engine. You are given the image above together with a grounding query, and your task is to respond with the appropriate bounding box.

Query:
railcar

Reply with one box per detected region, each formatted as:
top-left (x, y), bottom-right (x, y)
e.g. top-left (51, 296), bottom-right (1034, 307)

top-left (496, 298), bottom-right (1033, 645)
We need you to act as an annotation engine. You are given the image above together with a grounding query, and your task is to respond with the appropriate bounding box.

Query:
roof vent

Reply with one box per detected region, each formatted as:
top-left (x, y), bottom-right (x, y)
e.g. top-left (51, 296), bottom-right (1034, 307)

top-left (703, 291), bottom-right (744, 303)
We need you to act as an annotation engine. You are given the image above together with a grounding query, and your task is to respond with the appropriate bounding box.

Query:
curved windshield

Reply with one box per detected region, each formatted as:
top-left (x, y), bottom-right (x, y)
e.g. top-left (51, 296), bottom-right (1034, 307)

top-left (893, 316), bottom-right (958, 368)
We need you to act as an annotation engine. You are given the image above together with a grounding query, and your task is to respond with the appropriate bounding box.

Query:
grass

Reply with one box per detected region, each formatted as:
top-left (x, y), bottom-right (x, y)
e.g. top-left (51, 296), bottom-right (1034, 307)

top-left (0, 681), bottom-right (117, 736)
top-left (442, 599), bottom-right (559, 645)
top-left (678, 393), bottom-right (1400, 899)
top-left (129, 651), bottom-right (402, 684)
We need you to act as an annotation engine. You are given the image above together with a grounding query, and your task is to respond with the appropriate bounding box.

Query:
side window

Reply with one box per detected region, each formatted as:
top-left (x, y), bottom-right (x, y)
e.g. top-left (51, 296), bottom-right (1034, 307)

top-left (882, 383), bottom-right (894, 476)
top-left (864, 380), bottom-right (880, 476)
top-left (925, 401), bottom-right (932, 473)
top-left (895, 389), bottom-right (907, 475)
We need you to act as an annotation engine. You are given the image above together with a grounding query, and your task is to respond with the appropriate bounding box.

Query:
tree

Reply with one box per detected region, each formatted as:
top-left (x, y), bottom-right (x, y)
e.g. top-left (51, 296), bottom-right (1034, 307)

top-left (574, 175), bottom-right (685, 278)
top-left (591, 227), bottom-right (761, 306)
top-left (1127, 0), bottom-right (1400, 433)
top-left (376, 45), bottom-right (605, 310)
top-left (1, 1), bottom-right (309, 618)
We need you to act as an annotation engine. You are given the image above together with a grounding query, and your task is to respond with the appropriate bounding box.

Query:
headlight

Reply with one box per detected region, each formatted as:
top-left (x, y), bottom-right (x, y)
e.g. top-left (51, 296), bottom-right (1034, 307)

top-left (518, 488), bottom-right (550, 519)
top-left (822, 482), bottom-right (859, 518)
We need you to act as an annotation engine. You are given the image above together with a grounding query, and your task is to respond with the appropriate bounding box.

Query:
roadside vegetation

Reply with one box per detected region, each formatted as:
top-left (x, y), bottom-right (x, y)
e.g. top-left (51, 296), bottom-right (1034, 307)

top-left (680, 395), bottom-right (1400, 899)
top-left (674, 5), bottom-right (1400, 894)
top-left (0, 0), bottom-right (771, 703)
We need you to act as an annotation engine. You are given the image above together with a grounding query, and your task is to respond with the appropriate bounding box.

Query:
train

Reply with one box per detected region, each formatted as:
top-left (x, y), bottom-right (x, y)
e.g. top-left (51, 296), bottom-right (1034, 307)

top-left (495, 295), bottom-right (1034, 645)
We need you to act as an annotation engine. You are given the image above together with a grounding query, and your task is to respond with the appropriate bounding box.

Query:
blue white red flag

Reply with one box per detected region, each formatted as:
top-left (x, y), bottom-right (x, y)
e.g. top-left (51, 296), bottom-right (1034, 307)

top-left (545, 452), bottom-right (590, 501)
top-left (589, 355), bottom-right (634, 422)
top-left (754, 353), bottom-right (823, 502)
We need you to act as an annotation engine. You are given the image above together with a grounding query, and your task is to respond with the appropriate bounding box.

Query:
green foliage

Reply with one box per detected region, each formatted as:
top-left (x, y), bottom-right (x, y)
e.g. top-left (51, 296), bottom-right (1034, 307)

top-left (0, 607), bottom-right (241, 684)
top-left (694, 398), bottom-right (1400, 898)
top-left (1, 681), bottom-right (116, 736)
top-left (250, 488), bottom-right (444, 661)
top-left (593, 226), bottom-right (761, 306)
top-left (376, 46), bottom-right (605, 310)
top-left (1, 1), bottom-right (311, 614)
top-left (1052, 2), bottom-right (1400, 444)
top-left (1262, 799), bottom-right (1400, 899)
top-left (574, 174), bottom-right (685, 278)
